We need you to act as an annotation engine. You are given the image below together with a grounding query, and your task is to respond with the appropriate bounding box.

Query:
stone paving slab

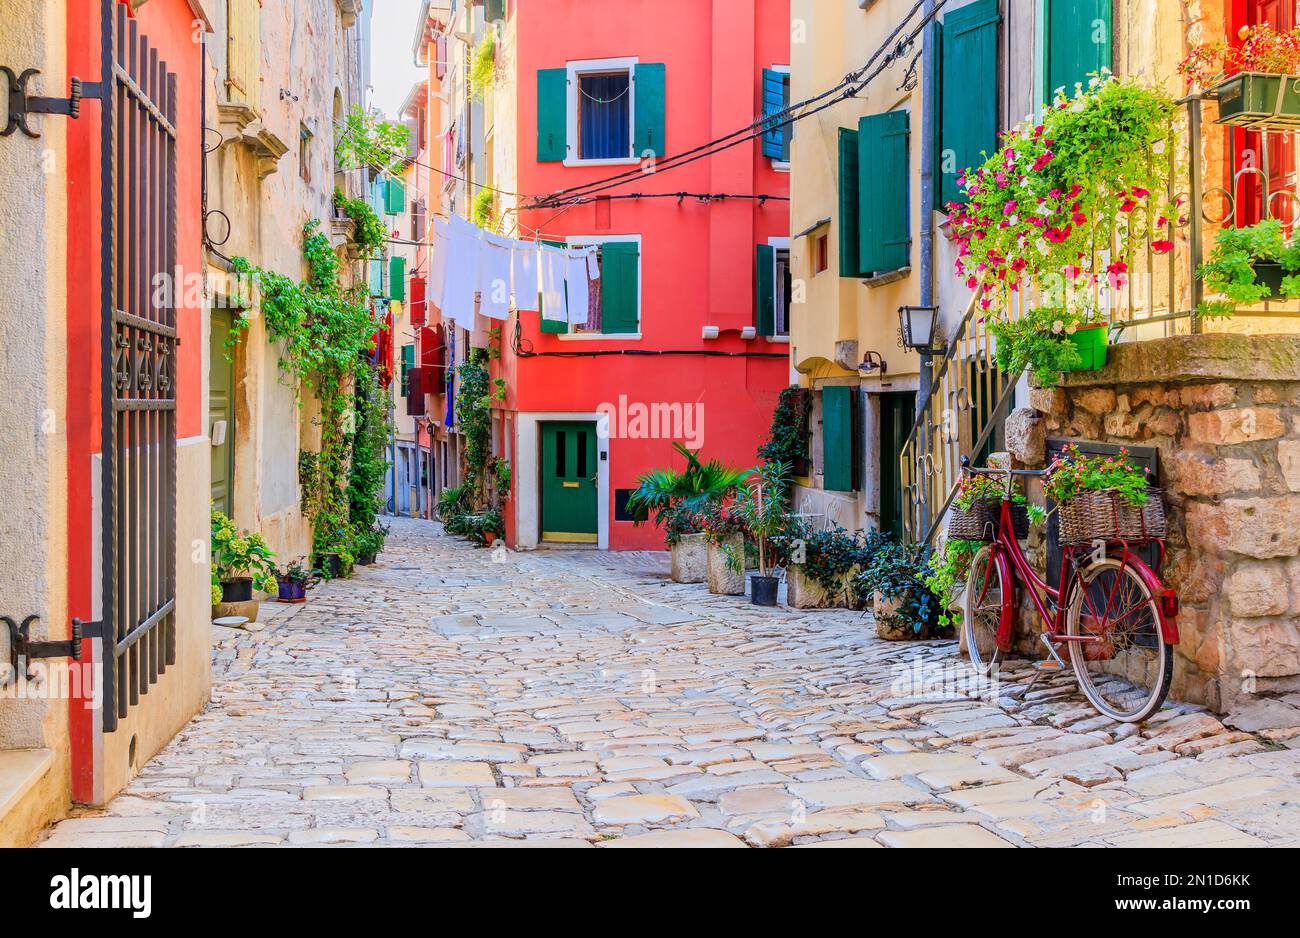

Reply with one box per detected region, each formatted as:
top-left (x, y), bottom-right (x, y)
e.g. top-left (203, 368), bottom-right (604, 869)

top-left (34, 518), bottom-right (1300, 848)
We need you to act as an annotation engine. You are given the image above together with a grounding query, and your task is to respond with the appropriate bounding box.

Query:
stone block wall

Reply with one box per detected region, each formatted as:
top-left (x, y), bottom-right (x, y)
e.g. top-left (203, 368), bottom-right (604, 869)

top-left (1019, 334), bottom-right (1300, 714)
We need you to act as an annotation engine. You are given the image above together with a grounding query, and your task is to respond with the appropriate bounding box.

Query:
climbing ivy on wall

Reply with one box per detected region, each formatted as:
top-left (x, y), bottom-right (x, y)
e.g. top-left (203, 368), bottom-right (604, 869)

top-left (456, 348), bottom-right (494, 507)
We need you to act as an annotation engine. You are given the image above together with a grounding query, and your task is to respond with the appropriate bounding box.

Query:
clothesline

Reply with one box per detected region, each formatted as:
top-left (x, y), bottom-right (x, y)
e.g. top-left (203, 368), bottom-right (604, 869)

top-left (426, 215), bottom-right (601, 332)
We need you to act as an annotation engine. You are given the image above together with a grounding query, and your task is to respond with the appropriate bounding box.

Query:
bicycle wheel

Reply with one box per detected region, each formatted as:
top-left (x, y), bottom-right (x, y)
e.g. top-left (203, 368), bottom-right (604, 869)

top-left (1065, 557), bottom-right (1172, 723)
top-left (963, 545), bottom-right (1007, 676)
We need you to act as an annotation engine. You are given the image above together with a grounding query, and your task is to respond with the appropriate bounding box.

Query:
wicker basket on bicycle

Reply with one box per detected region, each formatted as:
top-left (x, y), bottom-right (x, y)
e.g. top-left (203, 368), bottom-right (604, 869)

top-left (1057, 488), bottom-right (1166, 545)
top-left (948, 499), bottom-right (1030, 542)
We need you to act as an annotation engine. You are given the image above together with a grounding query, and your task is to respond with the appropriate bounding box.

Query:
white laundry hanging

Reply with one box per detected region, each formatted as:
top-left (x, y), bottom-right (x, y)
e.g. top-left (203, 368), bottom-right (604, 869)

top-left (440, 215), bottom-right (481, 331)
top-left (426, 217), bottom-right (450, 314)
top-left (477, 232), bottom-right (514, 321)
top-left (539, 244), bottom-right (569, 324)
top-left (510, 240), bottom-right (541, 311)
top-left (565, 248), bottom-right (597, 325)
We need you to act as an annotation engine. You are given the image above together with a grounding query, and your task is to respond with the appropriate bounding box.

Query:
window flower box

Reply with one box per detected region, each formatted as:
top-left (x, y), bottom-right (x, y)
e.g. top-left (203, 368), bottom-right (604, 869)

top-left (1213, 72), bottom-right (1300, 130)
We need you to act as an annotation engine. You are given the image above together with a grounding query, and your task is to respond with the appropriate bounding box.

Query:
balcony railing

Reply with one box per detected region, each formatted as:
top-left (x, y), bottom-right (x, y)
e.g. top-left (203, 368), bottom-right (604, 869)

top-left (899, 92), bottom-right (1300, 546)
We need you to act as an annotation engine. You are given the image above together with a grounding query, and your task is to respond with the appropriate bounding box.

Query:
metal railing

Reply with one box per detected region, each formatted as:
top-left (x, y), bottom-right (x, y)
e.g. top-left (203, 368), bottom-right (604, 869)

top-left (899, 92), bottom-right (1300, 546)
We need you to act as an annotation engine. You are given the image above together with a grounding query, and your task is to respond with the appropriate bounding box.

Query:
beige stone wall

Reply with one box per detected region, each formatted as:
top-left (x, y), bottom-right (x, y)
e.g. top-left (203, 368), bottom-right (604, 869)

top-left (1029, 334), bottom-right (1300, 713)
top-left (0, 0), bottom-right (71, 840)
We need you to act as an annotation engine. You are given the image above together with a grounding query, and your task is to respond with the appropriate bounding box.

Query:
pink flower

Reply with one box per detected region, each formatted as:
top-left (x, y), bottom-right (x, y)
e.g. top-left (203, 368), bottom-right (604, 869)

top-left (1003, 200), bottom-right (1018, 215)
top-left (1048, 189), bottom-right (1062, 199)
top-left (1072, 212), bottom-right (1088, 225)
top-left (1068, 184), bottom-right (1083, 197)
top-left (1119, 199), bottom-right (1138, 213)
top-left (1044, 225), bottom-right (1072, 243)
top-left (1131, 187), bottom-right (1150, 198)
top-left (1108, 261), bottom-right (1129, 275)
top-left (1152, 239), bottom-right (1174, 254)
top-left (1063, 265), bottom-right (1082, 280)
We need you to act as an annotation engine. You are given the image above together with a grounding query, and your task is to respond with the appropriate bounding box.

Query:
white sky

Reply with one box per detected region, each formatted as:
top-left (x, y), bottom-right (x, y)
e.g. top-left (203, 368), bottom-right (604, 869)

top-left (369, 0), bottom-right (426, 120)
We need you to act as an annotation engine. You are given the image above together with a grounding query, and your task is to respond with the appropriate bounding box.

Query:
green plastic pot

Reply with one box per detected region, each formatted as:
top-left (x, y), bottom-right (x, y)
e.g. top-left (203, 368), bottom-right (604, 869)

top-left (1066, 324), bottom-right (1109, 372)
top-left (1214, 72), bottom-right (1300, 130)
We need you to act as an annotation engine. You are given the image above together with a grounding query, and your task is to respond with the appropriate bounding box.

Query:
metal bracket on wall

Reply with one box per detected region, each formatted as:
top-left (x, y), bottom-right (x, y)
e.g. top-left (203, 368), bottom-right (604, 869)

top-left (1, 616), bottom-right (102, 685)
top-left (1, 67), bottom-right (105, 139)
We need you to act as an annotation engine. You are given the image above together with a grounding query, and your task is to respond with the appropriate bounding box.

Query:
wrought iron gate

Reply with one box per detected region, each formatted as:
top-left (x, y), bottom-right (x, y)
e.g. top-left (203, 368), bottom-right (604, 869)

top-left (99, 0), bottom-right (178, 732)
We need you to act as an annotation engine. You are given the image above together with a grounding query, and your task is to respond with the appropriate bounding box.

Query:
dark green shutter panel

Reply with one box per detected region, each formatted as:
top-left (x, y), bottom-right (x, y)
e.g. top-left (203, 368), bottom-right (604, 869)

top-left (537, 69), bottom-right (567, 162)
top-left (486, 0), bottom-right (505, 22)
top-left (390, 255), bottom-right (406, 301)
top-left (858, 110), bottom-right (910, 274)
top-left (1045, 0), bottom-right (1112, 102)
top-left (633, 63), bottom-right (666, 159)
top-left (600, 242), bottom-right (640, 335)
top-left (401, 344), bottom-right (415, 396)
top-left (539, 239), bottom-right (568, 334)
top-left (755, 243), bottom-right (776, 337)
top-left (385, 177), bottom-right (406, 215)
top-left (928, 19), bottom-right (944, 200)
top-left (837, 127), bottom-right (865, 278)
top-left (761, 69), bottom-right (789, 161)
top-left (822, 386), bottom-right (854, 492)
top-left (939, 0), bottom-right (999, 208)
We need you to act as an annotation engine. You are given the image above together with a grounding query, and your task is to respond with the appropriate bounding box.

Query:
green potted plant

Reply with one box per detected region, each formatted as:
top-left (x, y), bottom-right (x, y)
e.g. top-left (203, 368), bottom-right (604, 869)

top-left (276, 561), bottom-right (316, 604)
top-left (788, 524), bottom-right (861, 609)
top-left (211, 508), bottom-right (278, 606)
top-left (737, 460), bottom-right (791, 606)
top-left (355, 522), bottom-right (389, 565)
top-left (988, 306), bottom-right (1104, 387)
top-left (920, 538), bottom-right (983, 632)
top-left (852, 539), bottom-right (942, 640)
top-left (1196, 219), bottom-right (1300, 317)
top-left (625, 442), bottom-right (748, 584)
top-left (1181, 24), bottom-right (1300, 128)
top-left (701, 502), bottom-right (746, 596)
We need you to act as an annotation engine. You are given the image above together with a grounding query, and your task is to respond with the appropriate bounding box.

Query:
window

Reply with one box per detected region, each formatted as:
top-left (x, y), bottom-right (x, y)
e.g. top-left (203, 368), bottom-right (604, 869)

top-left (400, 344), bottom-right (415, 397)
top-left (536, 59), bottom-right (666, 165)
top-left (762, 67), bottom-right (792, 165)
top-left (299, 124), bottom-right (312, 183)
top-left (542, 238), bottom-right (641, 337)
top-left (815, 233), bottom-right (829, 274)
top-left (775, 248), bottom-right (791, 336)
top-left (226, 0), bottom-right (261, 112)
top-left (838, 110), bottom-right (910, 277)
top-left (578, 72), bottom-right (632, 160)
top-left (1043, 0), bottom-right (1112, 106)
top-left (412, 198), bottom-right (427, 243)
top-left (933, 0), bottom-right (1000, 207)
top-left (756, 239), bottom-right (790, 338)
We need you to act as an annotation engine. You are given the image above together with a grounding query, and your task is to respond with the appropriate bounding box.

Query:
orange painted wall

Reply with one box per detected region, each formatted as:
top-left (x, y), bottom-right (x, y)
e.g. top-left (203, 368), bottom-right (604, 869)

top-left (505, 0), bottom-right (791, 550)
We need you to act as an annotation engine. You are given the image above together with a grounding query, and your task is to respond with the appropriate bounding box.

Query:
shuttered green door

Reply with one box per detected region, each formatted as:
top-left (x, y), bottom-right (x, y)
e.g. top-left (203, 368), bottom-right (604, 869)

top-left (209, 308), bottom-right (235, 516)
top-left (755, 243), bottom-right (775, 337)
top-left (600, 242), bottom-right (640, 334)
top-left (633, 63), bottom-right (666, 159)
top-left (858, 110), bottom-right (910, 274)
top-left (1044, 0), bottom-right (1112, 101)
top-left (537, 69), bottom-right (567, 162)
top-left (823, 385), bottom-right (854, 492)
top-left (939, 0), bottom-right (1000, 207)
top-left (837, 127), bottom-right (865, 278)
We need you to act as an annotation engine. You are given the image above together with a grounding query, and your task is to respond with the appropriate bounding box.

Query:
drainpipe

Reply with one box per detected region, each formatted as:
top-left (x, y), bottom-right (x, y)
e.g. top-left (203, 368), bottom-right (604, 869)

top-left (916, 0), bottom-right (936, 418)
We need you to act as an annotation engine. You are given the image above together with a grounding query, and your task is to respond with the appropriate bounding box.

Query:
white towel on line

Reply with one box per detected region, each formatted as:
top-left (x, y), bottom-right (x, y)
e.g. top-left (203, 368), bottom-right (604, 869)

top-left (426, 217), bottom-right (450, 314)
top-left (511, 241), bottom-right (541, 311)
top-left (565, 249), bottom-right (597, 325)
top-left (539, 244), bottom-right (569, 323)
top-left (440, 215), bottom-right (481, 331)
top-left (477, 232), bottom-right (514, 321)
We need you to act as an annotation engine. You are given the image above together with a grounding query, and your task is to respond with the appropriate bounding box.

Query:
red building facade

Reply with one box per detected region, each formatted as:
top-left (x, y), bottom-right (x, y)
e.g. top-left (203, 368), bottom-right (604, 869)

top-left (499, 0), bottom-right (792, 551)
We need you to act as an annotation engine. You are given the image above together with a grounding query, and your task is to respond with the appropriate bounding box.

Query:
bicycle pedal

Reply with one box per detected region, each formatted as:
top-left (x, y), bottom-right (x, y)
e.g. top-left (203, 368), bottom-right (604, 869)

top-left (1033, 660), bottom-right (1064, 672)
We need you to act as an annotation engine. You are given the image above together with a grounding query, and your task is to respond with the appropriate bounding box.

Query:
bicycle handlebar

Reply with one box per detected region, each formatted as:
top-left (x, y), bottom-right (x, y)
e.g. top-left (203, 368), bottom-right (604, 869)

top-left (959, 455), bottom-right (1046, 478)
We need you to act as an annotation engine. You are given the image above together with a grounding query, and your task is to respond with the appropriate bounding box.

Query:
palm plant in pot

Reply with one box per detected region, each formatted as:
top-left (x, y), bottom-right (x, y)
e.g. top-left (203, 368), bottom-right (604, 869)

top-left (737, 460), bottom-right (791, 606)
top-left (625, 442), bottom-right (748, 584)
top-left (211, 508), bottom-right (278, 605)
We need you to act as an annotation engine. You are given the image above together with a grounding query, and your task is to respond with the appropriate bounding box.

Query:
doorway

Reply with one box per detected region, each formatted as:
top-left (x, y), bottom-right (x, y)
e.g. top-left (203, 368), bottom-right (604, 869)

top-left (540, 421), bottom-right (598, 543)
top-left (209, 307), bottom-right (235, 516)
top-left (879, 391), bottom-right (917, 540)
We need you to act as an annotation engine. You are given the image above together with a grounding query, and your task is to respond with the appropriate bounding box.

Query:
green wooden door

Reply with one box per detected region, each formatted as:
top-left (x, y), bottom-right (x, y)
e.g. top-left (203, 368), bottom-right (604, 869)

top-left (879, 391), bottom-right (917, 541)
top-left (210, 308), bottom-right (236, 516)
top-left (540, 421), bottom-right (598, 542)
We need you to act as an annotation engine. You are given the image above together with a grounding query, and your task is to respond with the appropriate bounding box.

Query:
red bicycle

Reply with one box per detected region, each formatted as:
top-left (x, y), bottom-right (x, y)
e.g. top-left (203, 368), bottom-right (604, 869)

top-left (959, 458), bottom-right (1180, 723)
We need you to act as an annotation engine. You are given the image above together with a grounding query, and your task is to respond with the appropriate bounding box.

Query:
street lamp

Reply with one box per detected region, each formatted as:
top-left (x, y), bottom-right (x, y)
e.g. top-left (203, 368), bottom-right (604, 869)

top-left (898, 305), bottom-right (944, 355)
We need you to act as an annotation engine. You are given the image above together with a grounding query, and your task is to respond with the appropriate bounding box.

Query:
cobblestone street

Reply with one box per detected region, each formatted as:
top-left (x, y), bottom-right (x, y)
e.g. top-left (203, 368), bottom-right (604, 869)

top-left (39, 519), bottom-right (1300, 848)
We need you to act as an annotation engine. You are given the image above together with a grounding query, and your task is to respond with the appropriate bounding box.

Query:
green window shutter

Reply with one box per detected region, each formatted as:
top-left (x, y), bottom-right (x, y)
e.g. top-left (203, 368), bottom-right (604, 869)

top-left (385, 176), bottom-right (406, 215)
top-left (486, 0), bottom-right (505, 23)
top-left (400, 344), bottom-right (415, 397)
top-left (600, 242), bottom-right (640, 335)
top-left (539, 239), bottom-right (568, 334)
top-left (822, 386), bottom-right (854, 492)
top-left (755, 243), bottom-right (776, 337)
top-left (858, 110), bottom-right (910, 274)
top-left (837, 127), bottom-right (865, 278)
top-left (1044, 0), bottom-right (1112, 102)
top-left (390, 255), bottom-right (406, 302)
top-left (537, 69), bottom-right (568, 162)
top-left (761, 69), bottom-right (789, 161)
top-left (938, 0), bottom-right (999, 208)
top-left (633, 63), bottom-right (666, 159)
top-left (370, 257), bottom-right (383, 297)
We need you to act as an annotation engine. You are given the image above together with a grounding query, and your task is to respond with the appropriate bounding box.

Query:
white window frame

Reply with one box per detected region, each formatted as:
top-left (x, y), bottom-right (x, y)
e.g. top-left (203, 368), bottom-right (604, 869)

top-left (768, 235), bottom-right (791, 342)
top-left (769, 65), bottom-right (791, 172)
top-left (558, 234), bottom-right (643, 341)
top-left (565, 56), bottom-right (641, 167)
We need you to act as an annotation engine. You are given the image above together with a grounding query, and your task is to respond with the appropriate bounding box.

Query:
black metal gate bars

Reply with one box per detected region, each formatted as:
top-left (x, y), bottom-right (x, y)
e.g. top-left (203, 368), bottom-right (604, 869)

top-left (99, 0), bottom-right (178, 732)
